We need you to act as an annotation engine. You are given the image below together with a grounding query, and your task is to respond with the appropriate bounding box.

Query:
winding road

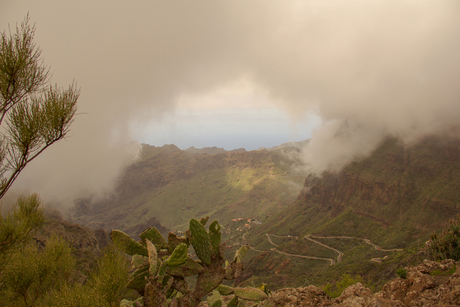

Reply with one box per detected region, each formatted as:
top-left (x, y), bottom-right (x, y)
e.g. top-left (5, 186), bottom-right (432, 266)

top-left (266, 234), bottom-right (336, 265)
top-left (238, 232), bottom-right (403, 266)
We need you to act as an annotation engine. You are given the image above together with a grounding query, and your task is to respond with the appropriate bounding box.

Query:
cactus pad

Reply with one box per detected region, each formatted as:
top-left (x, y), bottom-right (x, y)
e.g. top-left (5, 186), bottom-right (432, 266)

top-left (146, 239), bottom-right (159, 276)
top-left (166, 243), bottom-right (188, 267)
top-left (131, 254), bottom-right (148, 269)
top-left (111, 230), bottom-right (148, 256)
top-left (200, 216), bottom-right (209, 226)
top-left (189, 218), bottom-right (213, 265)
top-left (167, 232), bottom-right (189, 253)
top-left (233, 245), bottom-right (248, 263)
top-left (227, 296), bottom-right (239, 307)
top-left (166, 258), bottom-right (204, 277)
top-left (209, 220), bottom-right (222, 257)
top-left (126, 264), bottom-right (149, 292)
top-left (234, 287), bottom-right (268, 301)
top-left (216, 284), bottom-right (234, 295)
top-left (139, 227), bottom-right (168, 249)
top-left (207, 290), bottom-right (223, 307)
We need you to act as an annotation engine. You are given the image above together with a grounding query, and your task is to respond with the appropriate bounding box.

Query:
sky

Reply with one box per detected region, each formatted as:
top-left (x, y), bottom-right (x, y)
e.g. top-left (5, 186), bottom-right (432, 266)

top-left (1, 0), bottom-right (460, 203)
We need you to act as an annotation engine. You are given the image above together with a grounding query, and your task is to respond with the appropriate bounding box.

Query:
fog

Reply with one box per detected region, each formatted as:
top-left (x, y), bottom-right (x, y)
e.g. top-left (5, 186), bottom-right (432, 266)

top-left (1, 1), bottom-right (459, 203)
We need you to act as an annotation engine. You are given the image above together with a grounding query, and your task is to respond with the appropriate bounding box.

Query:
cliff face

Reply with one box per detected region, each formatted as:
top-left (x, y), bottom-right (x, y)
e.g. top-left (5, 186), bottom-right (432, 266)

top-left (298, 136), bottom-right (460, 231)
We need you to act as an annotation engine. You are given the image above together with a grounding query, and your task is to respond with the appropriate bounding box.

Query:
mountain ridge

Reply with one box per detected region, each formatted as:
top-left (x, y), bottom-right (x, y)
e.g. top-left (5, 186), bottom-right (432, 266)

top-left (235, 134), bottom-right (460, 290)
top-left (72, 141), bottom-right (309, 237)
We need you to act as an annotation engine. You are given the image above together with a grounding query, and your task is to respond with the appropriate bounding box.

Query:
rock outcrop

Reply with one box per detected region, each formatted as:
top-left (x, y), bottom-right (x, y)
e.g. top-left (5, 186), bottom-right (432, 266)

top-left (204, 259), bottom-right (458, 306)
top-left (262, 259), bottom-right (459, 307)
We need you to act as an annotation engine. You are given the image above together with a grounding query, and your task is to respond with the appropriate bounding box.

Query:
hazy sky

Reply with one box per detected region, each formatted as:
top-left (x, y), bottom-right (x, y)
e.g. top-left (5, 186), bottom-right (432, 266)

top-left (1, 1), bottom-right (460, 203)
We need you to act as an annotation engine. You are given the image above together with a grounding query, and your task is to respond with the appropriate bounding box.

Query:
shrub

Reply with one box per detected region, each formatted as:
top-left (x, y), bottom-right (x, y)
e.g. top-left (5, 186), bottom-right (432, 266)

top-left (44, 244), bottom-right (133, 307)
top-left (396, 267), bottom-right (407, 279)
top-left (427, 214), bottom-right (460, 261)
top-left (322, 274), bottom-right (364, 298)
top-left (1, 235), bottom-right (75, 306)
top-left (88, 245), bottom-right (132, 306)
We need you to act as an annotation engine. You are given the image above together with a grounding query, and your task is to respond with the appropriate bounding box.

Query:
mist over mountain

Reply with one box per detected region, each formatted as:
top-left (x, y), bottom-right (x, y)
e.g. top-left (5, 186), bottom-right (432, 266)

top-left (2, 1), bottom-right (459, 206)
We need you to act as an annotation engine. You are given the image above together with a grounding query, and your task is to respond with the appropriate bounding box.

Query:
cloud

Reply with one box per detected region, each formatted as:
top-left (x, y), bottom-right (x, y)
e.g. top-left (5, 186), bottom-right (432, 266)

top-left (1, 0), bottom-right (459, 202)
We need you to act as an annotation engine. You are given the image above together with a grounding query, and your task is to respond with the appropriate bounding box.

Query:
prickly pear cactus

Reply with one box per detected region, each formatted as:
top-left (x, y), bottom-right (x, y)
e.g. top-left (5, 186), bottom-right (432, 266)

top-left (167, 232), bottom-right (189, 253)
top-left (216, 284), bottom-right (270, 306)
top-left (209, 220), bottom-right (222, 257)
top-left (112, 217), bottom-right (248, 307)
top-left (234, 245), bottom-right (248, 263)
top-left (200, 216), bottom-right (210, 226)
top-left (227, 296), bottom-right (239, 307)
top-left (111, 230), bottom-right (148, 256)
top-left (166, 243), bottom-right (188, 267)
top-left (146, 240), bottom-right (158, 276)
top-left (233, 287), bottom-right (268, 301)
top-left (216, 284), bottom-right (234, 295)
top-left (189, 218), bottom-right (213, 265)
top-left (140, 227), bottom-right (168, 249)
top-left (207, 290), bottom-right (223, 307)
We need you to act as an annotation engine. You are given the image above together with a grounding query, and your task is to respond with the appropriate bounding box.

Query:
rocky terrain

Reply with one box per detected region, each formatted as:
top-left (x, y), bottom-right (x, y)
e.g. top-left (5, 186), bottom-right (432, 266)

top-left (199, 259), bottom-right (459, 306)
top-left (263, 259), bottom-right (460, 306)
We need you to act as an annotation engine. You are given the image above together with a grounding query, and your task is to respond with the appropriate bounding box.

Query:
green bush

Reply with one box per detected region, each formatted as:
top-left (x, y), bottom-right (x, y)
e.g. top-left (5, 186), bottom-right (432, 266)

top-left (1, 235), bottom-right (75, 306)
top-left (427, 215), bottom-right (460, 261)
top-left (322, 274), bottom-right (364, 298)
top-left (88, 245), bottom-right (132, 306)
top-left (0, 194), bottom-right (44, 262)
top-left (43, 283), bottom-right (108, 307)
top-left (396, 268), bottom-right (407, 279)
top-left (44, 244), bottom-right (133, 307)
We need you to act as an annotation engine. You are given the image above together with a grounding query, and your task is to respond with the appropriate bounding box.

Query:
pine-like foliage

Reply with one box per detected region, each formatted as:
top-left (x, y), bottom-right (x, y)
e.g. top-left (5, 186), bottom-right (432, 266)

top-left (0, 235), bottom-right (75, 307)
top-left (44, 245), bottom-right (132, 307)
top-left (0, 14), bottom-right (79, 199)
top-left (0, 194), bottom-right (44, 264)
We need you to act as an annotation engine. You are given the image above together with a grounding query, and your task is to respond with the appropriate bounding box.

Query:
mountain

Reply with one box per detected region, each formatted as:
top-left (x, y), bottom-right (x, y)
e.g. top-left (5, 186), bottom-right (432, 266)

top-left (184, 146), bottom-right (246, 154)
top-left (72, 142), bottom-right (308, 238)
top-left (71, 135), bottom-right (460, 293)
top-left (258, 139), bottom-right (310, 151)
top-left (235, 135), bottom-right (460, 290)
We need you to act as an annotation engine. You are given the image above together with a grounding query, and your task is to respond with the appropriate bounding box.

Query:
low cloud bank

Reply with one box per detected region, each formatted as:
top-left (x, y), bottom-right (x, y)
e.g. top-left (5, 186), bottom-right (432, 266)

top-left (1, 0), bottom-right (459, 202)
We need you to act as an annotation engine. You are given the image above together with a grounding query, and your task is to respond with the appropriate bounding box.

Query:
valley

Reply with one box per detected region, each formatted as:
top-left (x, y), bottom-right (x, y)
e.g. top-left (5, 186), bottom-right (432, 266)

top-left (72, 134), bottom-right (460, 292)
top-left (72, 143), bottom-right (308, 236)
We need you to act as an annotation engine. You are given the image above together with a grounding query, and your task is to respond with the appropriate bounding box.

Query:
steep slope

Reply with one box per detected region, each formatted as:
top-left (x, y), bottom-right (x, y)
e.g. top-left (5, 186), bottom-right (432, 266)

top-left (72, 143), bottom-right (307, 237)
top-left (237, 135), bottom-right (460, 290)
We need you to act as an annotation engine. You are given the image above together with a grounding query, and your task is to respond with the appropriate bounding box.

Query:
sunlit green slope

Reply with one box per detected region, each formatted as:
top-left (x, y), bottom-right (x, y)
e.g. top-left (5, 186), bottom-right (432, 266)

top-left (73, 143), bottom-right (307, 237)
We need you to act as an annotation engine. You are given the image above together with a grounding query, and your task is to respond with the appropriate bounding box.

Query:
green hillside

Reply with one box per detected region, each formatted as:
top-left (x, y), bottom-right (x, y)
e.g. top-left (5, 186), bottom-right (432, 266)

top-left (73, 143), bottom-right (307, 237)
top-left (232, 135), bottom-right (460, 291)
top-left (72, 135), bottom-right (460, 293)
